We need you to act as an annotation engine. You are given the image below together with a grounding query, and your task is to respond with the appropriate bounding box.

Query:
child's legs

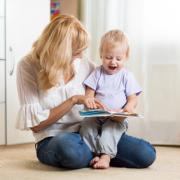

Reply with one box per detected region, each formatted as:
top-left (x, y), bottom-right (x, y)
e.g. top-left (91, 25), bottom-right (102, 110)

top-left (110, 133), bottom-right (156, 168)
top-left (98, 120), bottom-right (126, 157)
top-left (79, 118), bottom-right (100, 153)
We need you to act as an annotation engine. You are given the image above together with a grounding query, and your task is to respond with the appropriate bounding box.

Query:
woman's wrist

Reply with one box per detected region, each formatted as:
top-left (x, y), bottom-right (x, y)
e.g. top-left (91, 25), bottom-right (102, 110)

top-left (71, 95), bottom-right (85, 105)
top-left (70, 95), bottom-right (78, 105)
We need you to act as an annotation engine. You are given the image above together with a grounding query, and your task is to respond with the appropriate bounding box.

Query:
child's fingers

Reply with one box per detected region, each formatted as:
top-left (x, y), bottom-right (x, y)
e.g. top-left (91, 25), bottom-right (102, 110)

top-left (122, 108), bottom-right (134, 114)
top-left (94, 99), bottom-right (106, 109)
top-left (112, 108), bottom-right (123, 113)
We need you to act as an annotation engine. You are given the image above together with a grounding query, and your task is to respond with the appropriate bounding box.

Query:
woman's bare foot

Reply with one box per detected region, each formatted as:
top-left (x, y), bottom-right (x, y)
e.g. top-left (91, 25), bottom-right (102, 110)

top-left (92, 154), bottom-right (110, 169)
top-left (90, 156), bottom-right (100, 167)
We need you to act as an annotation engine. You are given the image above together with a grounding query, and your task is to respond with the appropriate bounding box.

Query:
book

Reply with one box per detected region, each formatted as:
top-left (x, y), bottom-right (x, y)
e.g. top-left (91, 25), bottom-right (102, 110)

top-left (79, 109), bottom-right (143, 118)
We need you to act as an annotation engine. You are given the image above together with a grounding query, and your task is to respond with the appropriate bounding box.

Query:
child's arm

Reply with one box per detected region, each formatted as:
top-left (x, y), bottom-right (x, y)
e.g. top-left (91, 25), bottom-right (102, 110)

top-left (84, 86), bottom-right (105, 109)
top-left (122, 94), bottom-right (138, 113)
top-left (85, 86), bottom-right (95, 97)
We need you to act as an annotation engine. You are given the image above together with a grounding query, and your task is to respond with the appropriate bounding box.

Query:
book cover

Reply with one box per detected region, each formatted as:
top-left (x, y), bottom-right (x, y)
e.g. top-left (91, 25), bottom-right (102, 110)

top-left (79, 109), bottom-right (143, 118)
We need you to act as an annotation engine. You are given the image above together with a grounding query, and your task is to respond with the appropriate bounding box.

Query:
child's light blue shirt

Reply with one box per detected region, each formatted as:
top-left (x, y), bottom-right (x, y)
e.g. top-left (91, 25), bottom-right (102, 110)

top-left (83, 66), bottom-right (142, 110)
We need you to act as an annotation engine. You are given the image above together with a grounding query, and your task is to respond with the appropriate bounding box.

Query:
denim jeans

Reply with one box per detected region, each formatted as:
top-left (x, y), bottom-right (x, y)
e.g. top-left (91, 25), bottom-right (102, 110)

top-left (36, 132), bottom-right (156, 169)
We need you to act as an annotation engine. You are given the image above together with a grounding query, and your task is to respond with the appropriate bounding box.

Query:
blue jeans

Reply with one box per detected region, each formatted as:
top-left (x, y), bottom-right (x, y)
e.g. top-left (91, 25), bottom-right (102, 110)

top-left (36, 132), bottom-right (156, 169)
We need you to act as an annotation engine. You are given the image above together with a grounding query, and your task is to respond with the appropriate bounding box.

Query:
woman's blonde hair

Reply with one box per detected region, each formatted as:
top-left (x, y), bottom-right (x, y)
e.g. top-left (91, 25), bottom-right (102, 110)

top-left (32, 14), bottom-right (89, 90)
top-left (99, 29), bottom-right (130, 58)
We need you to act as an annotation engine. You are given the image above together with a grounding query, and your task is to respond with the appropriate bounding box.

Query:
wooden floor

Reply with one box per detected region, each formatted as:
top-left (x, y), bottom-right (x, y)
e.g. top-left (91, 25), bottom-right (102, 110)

top-left (0, 144), bottom-right (180, 180)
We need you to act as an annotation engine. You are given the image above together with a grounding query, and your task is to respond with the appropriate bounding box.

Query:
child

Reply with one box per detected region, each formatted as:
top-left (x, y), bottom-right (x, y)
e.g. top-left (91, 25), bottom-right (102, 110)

top-left (80, 30), bottom-right (142, 169)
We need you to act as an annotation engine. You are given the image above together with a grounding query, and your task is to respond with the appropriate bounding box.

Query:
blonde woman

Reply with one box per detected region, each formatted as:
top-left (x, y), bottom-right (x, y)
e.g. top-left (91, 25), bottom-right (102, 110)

top-left (16, 15), bottom-right (155, 169)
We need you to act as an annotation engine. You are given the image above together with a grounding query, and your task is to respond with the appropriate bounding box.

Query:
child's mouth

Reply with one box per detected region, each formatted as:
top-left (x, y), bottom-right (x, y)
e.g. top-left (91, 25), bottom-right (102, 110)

top-left (108, 66), bottom-right (117, 70)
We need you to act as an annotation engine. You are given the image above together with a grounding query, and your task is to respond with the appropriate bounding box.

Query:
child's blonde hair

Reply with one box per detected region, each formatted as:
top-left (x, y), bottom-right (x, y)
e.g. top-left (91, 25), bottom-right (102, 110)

top-left (99, 29), bottom-right (129, 58)
top-left (32, 14), bottom-right (89, 90)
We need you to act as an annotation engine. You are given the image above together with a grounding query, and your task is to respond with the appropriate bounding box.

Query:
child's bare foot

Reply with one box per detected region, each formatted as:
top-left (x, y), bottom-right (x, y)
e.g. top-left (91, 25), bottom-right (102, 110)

top-left (92, 154), bottom-right (110, 169)
top-left (90, 156), bottom-right (100, 166)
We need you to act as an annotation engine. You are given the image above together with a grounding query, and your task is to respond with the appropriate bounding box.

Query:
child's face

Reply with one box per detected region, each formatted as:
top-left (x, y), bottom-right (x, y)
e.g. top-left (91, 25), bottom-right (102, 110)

top-left (101, 46), bottom-right (127, 75)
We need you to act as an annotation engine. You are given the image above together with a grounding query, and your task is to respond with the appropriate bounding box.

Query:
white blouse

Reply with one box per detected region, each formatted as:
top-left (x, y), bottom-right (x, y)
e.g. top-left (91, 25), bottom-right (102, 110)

top-left (16, 54), bottom-right (95, 142)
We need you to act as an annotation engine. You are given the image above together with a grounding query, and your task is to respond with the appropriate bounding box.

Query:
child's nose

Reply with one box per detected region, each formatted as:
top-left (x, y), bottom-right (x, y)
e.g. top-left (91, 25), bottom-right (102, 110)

top-left (111, 58), bottom-right (116, 63)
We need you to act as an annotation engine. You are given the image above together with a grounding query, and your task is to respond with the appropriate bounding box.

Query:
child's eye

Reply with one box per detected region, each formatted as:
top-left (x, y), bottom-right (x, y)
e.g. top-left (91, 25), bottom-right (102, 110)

top-left (117, 57), bottom-right (122, 61)
top-left (105, 56), bottom-right (112, 59)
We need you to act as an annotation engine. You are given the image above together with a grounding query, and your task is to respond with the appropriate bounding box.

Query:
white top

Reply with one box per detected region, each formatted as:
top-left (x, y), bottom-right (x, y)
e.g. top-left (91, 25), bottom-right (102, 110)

top-left (16, 54), bottom-right (95, 143)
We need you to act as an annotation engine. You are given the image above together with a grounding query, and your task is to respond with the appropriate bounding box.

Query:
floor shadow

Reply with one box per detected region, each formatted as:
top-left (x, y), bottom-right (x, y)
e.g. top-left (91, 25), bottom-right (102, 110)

top-left (23, 160), bottom-right (88, 172)
top-left (23, 160), bottom-right (66, 171)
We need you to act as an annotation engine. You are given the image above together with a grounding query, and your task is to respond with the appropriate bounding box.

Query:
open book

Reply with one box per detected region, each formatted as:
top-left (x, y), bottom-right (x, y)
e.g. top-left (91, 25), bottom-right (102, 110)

top-left (79, 109), bottom-right (143, 118)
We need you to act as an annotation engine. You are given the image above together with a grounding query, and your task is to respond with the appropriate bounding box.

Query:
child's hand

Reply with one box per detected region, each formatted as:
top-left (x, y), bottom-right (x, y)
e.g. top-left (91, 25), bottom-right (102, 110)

top-left (84, 97), bottom-right (97, 109)
top-left (123, 94), bottom-right (138, 113)
top-left (122, 104), bottom-right (135, 114)
top-left (110, 108), bottom-right (123, 113)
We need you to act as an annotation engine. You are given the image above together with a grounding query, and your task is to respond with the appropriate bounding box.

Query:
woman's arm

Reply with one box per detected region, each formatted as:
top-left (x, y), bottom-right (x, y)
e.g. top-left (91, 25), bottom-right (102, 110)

top-left (31, 88), bottom-right (105, 132)
top-left (31, 95), bottom-right (86, 132)
top-left (17, 59), bottom-right (90, 133)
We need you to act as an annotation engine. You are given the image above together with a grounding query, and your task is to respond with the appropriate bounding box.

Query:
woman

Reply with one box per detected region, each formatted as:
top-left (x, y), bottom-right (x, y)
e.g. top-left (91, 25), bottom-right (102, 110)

top-left (16, 14), bottom-right (156, 169)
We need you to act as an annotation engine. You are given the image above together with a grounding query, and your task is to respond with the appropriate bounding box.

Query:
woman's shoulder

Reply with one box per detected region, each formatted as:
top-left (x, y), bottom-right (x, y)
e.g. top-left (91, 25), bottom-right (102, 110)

top-left (18, 53), bottom-right (39, 71)
top-left (18, 54), bottom-right (34, 68)
top-left (17, 53), bottom-right (39, 78)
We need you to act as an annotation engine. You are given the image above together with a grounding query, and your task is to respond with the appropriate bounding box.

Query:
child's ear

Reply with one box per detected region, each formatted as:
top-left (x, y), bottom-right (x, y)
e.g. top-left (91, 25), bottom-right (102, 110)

top-left (123, 56), bottom-right (128, 62)
top-left (126, 48), bottom-right (130, 58)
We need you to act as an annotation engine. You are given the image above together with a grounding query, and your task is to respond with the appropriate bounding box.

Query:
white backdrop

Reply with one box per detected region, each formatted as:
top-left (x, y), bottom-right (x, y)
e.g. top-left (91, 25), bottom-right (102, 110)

top-left (80, 0), bottom-right (180, 145)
